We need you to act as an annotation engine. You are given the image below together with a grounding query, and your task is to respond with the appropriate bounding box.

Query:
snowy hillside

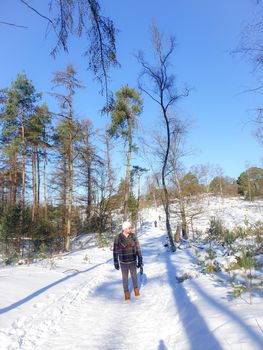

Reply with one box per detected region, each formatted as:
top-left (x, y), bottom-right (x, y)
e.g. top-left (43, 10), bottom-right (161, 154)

top-left (0, 197), bottom-right (262, 349)
top-left (169, 195), bottom-right (263, 232)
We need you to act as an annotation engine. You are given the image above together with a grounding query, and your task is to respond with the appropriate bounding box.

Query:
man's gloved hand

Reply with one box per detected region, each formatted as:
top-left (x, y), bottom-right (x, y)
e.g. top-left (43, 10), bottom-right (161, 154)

top-left (137, 257), bottom-right (143, 268)
top-left (114, 263), bottom-right (120, 270)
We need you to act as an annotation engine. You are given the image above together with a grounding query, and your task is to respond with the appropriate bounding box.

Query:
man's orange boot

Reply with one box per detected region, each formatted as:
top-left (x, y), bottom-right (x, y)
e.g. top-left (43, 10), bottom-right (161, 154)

top-left (124, 291), bottom-right (130, 300)
top-left (134, 288), bottom-right (140, 297)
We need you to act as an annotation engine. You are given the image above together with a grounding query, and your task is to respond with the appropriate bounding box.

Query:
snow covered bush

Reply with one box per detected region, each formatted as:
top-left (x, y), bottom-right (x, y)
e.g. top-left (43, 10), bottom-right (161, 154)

top-left (219, 255), bottom-right (238, 272)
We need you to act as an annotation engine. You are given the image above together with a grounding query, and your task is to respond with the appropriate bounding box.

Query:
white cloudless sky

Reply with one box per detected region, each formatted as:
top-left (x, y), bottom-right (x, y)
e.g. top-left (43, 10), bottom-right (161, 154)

top-left (0, 0), bottom-right (263, 179)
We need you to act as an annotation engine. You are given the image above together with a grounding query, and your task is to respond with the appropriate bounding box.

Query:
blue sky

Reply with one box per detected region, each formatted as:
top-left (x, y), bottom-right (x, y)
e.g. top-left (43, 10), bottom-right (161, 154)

top-left (1, 0), bottom-right (263, 180)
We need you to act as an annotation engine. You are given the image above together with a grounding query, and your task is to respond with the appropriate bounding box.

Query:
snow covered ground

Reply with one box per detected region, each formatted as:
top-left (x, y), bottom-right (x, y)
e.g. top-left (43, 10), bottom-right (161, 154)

top-left (0, 197), bottom-right (263, 349)
top-left (168, 195), bottom-right (263, 232)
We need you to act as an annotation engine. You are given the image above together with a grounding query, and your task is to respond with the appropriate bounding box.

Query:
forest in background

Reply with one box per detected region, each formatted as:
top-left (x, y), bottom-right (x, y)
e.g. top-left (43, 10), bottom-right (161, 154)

top-left (0, 0), bottom-right (263, 260)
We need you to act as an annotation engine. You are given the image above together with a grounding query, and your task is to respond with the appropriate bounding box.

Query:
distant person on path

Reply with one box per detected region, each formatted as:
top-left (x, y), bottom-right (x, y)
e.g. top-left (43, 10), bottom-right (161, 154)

top-left (154, 220), bottom-right (157, 227)
top-left (113, 221), bottom-right (143, 301)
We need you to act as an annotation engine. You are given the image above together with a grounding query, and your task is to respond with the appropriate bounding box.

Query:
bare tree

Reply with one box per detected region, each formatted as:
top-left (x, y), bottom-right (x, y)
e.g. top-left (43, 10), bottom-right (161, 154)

top-left (137, 24), bottom-right (189, 251)
top-left (214, 165), bottom-right (224, 198)
top-left (191, 163), bottom-right (214, 203)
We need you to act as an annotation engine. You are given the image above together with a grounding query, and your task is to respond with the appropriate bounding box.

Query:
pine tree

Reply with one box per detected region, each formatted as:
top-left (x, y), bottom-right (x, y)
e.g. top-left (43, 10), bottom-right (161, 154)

top-left (108, 85), bottom-right (143, 220)
top-left (27, 103), bottom-right (52, 222)
top-left (1, 72), bottom-right (41, 231)
top-left (51, 64), bottom-right (84, 251)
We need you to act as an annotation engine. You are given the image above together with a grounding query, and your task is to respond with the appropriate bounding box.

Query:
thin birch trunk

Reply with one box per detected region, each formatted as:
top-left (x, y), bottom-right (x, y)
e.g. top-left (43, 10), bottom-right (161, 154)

top-left (43, 143), bottom-right (47, 221)
top-left (21, 104), bottom-right (25, 220)
top-left (162, 109), bottom-right (176, 252)
top-left (37, 149), bottom-right (40, 213)
top-left (32, 148), bottom-right (37, 222)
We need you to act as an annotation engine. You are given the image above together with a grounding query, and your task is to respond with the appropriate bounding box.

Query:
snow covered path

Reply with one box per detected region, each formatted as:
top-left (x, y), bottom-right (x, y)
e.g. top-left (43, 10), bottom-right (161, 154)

top-left (0, 218), bottom-right (263, 349)
top-left (42, 225), bottom-right (181, 350)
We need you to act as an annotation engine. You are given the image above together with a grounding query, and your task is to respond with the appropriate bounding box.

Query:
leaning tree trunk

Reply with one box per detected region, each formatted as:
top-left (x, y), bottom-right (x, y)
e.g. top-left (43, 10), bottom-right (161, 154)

top-left (162, 110), bottom-right (176, 252)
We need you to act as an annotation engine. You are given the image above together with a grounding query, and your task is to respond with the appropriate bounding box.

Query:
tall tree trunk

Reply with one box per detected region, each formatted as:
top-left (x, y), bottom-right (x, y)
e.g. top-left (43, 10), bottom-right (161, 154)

top-left (32, 148), bottom-right (37, 222)
top-left (21, 103), bottom-right (25, 225)
top-left (105, 133), bottom-right (113, 232)
top-left (123, 152), bottom-right (130, 220)
top-left (162, 110), bottom-right (176, 251)
top-left (136, 173), bottom-right (141, 231)
top-left (63, 157), bottom-right (67, 246)
top-left (9, 171), bottom-right (12, 204)
top-left (66, 150), bottom-right (73, 251)
top-left (105, 133), bottom-right (113, 197)
top-left (37, 149), bottom-right (40, 212)
top-left (13, 157), bottom-right (17, 204)
top-left (43, 143), bottom-right (47, 221)
top-left (123, 117), bottom-right (132, 220)
top-left (9, 158), bottom-right (17, 204)
top-left (87, 163), bottom-right (92, 221)
top-left (86, 127), bottom-right (92, 224)
top-left (66, 124), bottom-right (73, 252)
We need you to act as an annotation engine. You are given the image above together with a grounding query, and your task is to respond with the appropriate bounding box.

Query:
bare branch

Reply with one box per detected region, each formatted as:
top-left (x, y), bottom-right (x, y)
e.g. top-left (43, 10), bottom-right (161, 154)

top-left (19, 0), bottom-right (55, 29)
top-left (0, 21), bottom-right (27, 29)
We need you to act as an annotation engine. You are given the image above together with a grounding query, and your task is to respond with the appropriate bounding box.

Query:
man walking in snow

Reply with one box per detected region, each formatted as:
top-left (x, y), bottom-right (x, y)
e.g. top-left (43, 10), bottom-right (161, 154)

top-left (113, 221), bottom-right (143, 300)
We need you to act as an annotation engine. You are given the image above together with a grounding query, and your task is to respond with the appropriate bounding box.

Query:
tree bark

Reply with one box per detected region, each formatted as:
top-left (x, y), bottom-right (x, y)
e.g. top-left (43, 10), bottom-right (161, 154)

top-left (162, 109), bottom-right (176, 252)
top-left (123, 116), bottom-right (132, 220)
top-left (105, 133), bottom-right (113, 232)
top-left (31, 148), bottom-right (37, 222)
top-left (65, 129), bottom-right (73, 251)
top-left (21, 103), bottom-right (25, 220)
top-left (63, 158), bottom-right (67, 246)
top-left (43, 143), bottom-right (47, 221)
top-left (37, 149), bottom-right (40, 213)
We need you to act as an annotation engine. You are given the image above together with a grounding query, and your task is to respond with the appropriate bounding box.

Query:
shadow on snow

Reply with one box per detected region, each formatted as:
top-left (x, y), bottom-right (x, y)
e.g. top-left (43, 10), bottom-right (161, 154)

top-left (184, 249), bottom-right (263, 348)
top-left (0, 259), bottom-right (112, 315)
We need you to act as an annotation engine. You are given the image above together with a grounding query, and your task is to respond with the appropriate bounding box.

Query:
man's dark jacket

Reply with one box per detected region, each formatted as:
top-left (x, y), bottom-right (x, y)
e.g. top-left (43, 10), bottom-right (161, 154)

top-left (113, 233), bottom-right (142, 265)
